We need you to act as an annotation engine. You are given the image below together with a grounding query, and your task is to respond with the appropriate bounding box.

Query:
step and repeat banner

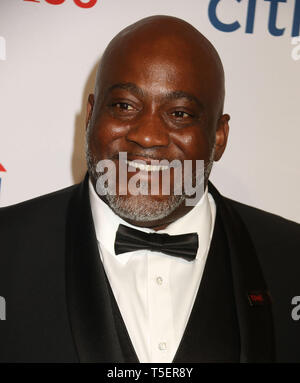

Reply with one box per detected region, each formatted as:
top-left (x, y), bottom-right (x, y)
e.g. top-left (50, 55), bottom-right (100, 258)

top-left (0, 0), bottom-right (299, 222)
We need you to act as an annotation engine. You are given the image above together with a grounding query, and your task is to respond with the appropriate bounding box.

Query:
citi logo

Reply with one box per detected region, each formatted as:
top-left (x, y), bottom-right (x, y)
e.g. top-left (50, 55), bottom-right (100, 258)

top-left (209, 0), bottom-right (300, 37)
top-left (23, 0), bottom-right (97, 8)
top-left (0, 164), bottom-right (7, 193)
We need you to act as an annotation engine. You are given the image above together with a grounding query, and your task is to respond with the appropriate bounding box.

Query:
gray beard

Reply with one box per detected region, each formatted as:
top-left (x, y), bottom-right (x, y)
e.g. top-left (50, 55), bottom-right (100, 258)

top-left (103, 193), bottom-right (185, 222)
top-left (85, 135), bottom-right (215, 223)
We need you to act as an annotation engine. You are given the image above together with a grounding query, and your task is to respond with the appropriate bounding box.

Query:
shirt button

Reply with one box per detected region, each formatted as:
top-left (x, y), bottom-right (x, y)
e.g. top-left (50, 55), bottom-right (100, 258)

top-left (156, 276), bottom-right (163, 285)
top-left (158, 342), bottom-right (167, 351)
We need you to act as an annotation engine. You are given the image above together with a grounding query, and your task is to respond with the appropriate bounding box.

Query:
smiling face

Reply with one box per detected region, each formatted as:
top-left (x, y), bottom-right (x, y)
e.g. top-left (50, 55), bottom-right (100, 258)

top-left (86, 16), bottom-right (229, 229)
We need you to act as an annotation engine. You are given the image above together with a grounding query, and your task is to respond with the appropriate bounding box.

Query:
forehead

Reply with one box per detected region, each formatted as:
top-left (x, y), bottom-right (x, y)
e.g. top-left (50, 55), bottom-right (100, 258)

top-left (97, 35), bottom-right (221, 105)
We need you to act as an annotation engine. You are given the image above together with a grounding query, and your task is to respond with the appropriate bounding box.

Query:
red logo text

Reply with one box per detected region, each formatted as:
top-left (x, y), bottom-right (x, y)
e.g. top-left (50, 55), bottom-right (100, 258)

top-left (24, 0), bottom-right (98, 9)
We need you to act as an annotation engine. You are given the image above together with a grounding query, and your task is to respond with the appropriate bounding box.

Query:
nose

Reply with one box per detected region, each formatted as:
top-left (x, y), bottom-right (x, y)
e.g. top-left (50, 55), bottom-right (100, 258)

top-left (125, 112), bottom-right (170, 148)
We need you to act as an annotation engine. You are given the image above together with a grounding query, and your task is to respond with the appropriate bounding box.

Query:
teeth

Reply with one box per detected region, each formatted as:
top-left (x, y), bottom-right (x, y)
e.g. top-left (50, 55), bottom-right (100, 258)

top-left (126, 160), bottom-right (169, 172)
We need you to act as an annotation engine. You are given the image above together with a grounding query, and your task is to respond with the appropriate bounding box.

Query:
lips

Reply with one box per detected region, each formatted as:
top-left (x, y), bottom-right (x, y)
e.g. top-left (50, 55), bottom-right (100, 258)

top-left (110, 152), bottom-right (182, 175)
top-left (126, 159), bottom-right (170, 172)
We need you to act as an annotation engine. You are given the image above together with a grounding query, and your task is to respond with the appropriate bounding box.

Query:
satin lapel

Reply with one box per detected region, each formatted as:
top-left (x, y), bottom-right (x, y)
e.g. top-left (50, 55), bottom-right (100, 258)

top-left (208, 182), bottom-right (275, 362)
top-left (65, 175), bottom-right (124, 362)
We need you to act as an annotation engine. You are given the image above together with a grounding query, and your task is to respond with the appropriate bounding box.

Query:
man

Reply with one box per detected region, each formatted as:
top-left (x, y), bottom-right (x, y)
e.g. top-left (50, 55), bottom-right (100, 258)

top-left (0, 15), bottom-right (299, 363)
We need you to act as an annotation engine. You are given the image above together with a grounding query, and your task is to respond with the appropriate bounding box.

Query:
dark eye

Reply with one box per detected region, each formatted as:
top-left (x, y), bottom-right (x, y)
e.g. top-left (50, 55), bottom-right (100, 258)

top-left (171, 111), bottom-right (193, 119)
top-left (112, 102), bottom-right (134, 111)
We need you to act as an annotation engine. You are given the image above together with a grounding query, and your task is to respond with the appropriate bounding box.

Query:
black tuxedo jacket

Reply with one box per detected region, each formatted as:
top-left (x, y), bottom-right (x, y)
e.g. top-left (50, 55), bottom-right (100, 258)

top-left (0, 175), bottom-right (299, 363)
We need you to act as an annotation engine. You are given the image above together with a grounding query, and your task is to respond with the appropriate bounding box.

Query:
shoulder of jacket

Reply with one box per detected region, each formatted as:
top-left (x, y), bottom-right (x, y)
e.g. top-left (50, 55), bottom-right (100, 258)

top-left (224, 197), bottom-right (300, 232)
top-left (0, 183), bottom-right (80, 230)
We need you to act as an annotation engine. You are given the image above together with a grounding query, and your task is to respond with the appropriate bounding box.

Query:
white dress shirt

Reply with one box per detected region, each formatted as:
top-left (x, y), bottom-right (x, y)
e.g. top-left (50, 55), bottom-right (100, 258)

top-left (89, 179), bottom-right (216, 363)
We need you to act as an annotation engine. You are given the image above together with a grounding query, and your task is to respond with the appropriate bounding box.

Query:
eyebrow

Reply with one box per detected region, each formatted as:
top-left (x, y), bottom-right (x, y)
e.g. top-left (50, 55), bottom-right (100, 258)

top-left (105, 82), bottom-right (203, 109)
top-left (105, 82), bottom-right (145, 98)
top-left (164, 90), bottom-right (203, 109)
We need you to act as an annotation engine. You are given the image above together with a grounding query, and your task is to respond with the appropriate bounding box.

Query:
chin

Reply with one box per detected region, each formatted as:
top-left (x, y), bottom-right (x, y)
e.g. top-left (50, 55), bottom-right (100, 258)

top-left (104, 193), bottom-right (185, 223)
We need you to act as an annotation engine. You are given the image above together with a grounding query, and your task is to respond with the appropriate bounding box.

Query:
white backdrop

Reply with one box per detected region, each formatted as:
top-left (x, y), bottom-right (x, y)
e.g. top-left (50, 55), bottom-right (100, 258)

top-left (0, 0), bottom-right (299, 223)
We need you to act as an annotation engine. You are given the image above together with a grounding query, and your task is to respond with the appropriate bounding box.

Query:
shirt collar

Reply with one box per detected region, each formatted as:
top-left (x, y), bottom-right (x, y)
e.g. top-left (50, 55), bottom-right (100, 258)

top-left (89, 178), bottom-right (214, 264)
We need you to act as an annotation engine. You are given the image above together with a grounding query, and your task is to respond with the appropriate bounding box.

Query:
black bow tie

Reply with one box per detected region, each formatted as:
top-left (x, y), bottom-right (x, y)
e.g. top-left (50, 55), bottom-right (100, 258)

top-left (114, 224), bottom-right (199, 262)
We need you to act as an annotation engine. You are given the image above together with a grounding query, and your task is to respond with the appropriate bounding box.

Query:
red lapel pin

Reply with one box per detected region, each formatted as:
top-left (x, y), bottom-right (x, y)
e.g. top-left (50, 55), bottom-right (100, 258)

top-left (247, 291), bottom-right (268, 306)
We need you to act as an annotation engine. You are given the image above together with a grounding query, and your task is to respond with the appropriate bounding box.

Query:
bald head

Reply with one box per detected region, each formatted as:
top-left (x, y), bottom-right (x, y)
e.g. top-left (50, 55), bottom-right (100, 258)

top-left (93, 15), bottom-right (225, 119)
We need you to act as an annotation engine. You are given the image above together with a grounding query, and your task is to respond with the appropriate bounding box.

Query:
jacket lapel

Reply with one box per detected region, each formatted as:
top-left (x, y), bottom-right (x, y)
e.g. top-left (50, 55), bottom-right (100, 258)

top-left (65, 175), bottom-right (125, 362)
top-left (208, 182), bottom-right (275, 362)
top-left (173, 208), bottom-right (240, 362)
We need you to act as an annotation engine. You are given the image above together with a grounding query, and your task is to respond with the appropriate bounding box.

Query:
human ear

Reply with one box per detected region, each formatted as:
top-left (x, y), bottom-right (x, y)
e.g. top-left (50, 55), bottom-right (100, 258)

top-left (86, 94), bottom-right (95, 130)
top-left (214, 114), bottom-right (230, 161)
